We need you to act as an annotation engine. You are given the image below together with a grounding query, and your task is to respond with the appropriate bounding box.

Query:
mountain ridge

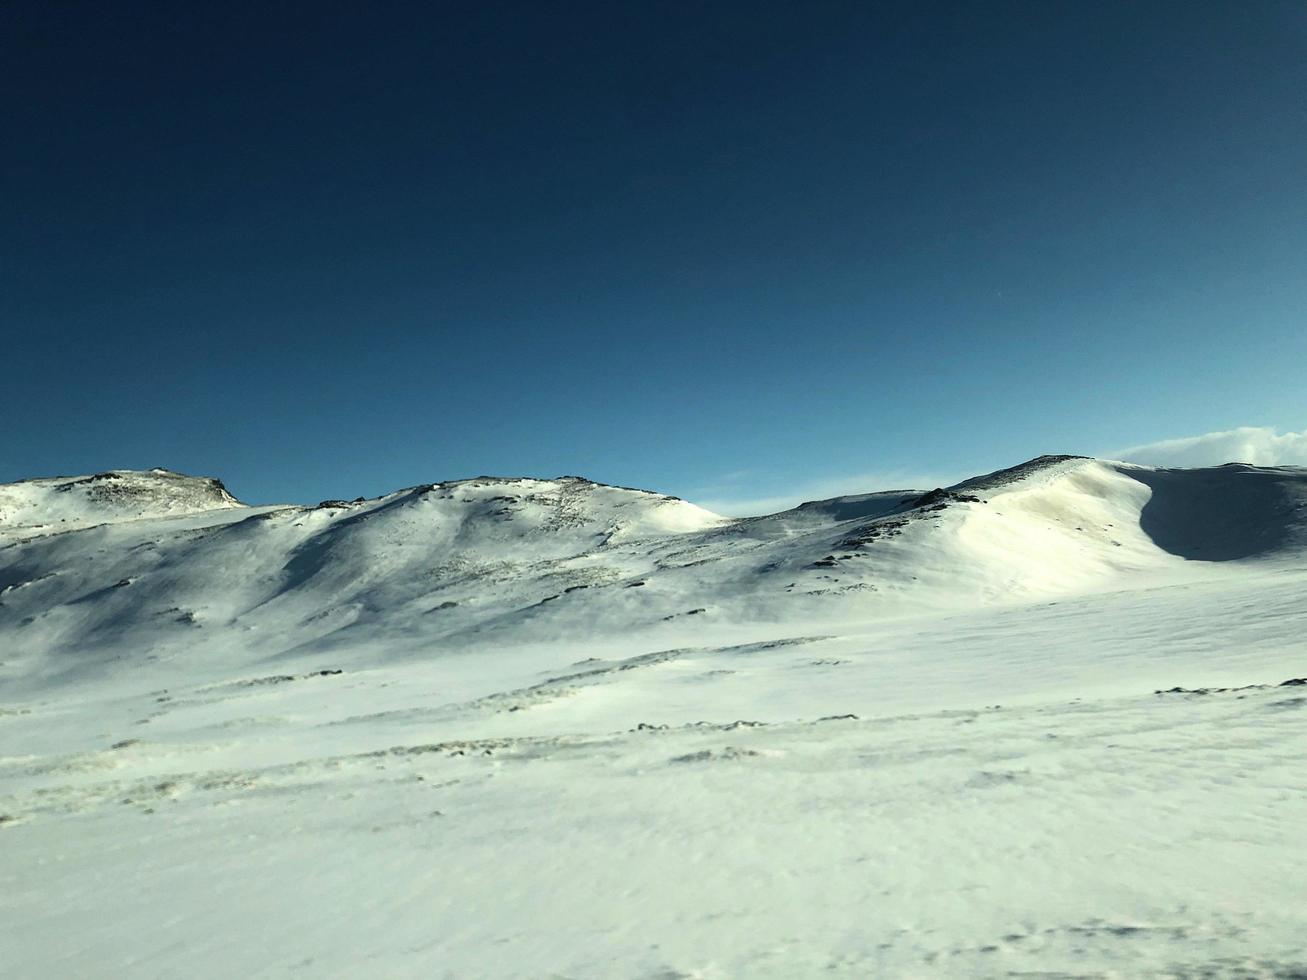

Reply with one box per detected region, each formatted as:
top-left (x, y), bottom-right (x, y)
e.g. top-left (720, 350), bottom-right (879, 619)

top-left (0, 452), bottom-right (1095, 529)
top-left (3, 454), bottom-right (1306, 694)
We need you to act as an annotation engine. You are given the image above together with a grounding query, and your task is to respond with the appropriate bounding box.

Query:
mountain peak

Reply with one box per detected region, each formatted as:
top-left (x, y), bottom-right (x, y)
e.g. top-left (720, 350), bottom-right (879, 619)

top-left (0, 468), bottom-right (243, 536)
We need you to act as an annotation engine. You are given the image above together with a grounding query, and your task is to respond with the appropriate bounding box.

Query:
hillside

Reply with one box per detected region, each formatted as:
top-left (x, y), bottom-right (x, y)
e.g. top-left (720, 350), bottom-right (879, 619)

top-left (3, 456), bottom-right (1305, 690)
top-left (0, 468), bottom-right (243, 538)
top-left (3, 456), bottom-right (1307, 978)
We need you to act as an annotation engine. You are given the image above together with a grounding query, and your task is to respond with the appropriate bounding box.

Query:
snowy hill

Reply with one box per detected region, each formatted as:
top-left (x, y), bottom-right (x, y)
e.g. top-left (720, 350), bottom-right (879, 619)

top-left (3, 455), bottom-right (1307, 977)
top-left (0, 468), bottom-right (242, 539)
top-left (5, 455), bottom-right (1304, 689)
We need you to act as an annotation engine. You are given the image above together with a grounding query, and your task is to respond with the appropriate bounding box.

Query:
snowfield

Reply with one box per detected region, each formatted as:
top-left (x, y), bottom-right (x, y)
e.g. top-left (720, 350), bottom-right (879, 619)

top-left (2, 458), bottom-right (1306, 978)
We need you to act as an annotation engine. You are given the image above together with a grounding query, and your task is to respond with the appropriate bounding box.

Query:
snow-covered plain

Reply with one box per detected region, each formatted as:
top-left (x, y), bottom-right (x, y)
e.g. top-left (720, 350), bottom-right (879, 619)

top-left (2, 458), bottom-right (1306, 978)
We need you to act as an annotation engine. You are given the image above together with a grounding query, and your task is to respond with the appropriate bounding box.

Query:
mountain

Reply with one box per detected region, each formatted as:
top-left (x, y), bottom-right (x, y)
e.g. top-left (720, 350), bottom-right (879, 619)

top-left (4, 455), bottom-right (1305, 689)
top-left (0, 468), bottom-right (242, 537)
top-left (4, 455), bottom-right (1307, 977)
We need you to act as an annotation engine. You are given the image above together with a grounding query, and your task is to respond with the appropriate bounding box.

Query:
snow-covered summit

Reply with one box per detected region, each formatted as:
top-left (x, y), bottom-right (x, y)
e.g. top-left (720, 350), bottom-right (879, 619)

top-left (0, 468), bottom-right (243, 538)
top-left (376, 474), bottom-right (727, 539)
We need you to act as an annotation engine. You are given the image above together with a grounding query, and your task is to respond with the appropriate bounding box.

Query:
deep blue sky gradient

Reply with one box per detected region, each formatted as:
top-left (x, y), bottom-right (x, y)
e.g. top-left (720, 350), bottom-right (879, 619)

top-left (4, 1), bottom-right (1306, 507)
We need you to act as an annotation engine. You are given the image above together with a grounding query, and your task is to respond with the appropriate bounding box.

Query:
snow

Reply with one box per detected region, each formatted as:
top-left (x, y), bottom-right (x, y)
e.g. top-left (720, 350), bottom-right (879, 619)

top-left (0, 469), bottom-right (243, 540)
top-left (2, 457), bottom-right (1306, 977)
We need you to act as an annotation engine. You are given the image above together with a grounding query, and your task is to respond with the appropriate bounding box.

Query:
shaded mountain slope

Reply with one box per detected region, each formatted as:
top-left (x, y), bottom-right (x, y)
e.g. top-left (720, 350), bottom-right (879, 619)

top-left (1121, 463), bottom-right (1307, 561)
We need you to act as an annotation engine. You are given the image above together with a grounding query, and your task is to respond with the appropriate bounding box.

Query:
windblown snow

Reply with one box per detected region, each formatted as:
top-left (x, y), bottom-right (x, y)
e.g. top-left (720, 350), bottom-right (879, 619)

top-left (2, 456), bottom-right (1306, 978)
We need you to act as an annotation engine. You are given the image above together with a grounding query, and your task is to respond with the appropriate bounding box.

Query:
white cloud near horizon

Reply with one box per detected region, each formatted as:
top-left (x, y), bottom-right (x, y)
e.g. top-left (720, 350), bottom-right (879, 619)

top-left (693, 469), bottom-right (959, 518)
top-left (1110, 425), bottom-right (1307, 468)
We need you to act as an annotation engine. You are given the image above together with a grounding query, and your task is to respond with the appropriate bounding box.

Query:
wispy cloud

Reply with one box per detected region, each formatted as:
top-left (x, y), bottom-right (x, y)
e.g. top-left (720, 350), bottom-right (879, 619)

top-left (1109, 425), bottom-right (1307, 468)
top-left (692, 469), bottom-right (956, 518)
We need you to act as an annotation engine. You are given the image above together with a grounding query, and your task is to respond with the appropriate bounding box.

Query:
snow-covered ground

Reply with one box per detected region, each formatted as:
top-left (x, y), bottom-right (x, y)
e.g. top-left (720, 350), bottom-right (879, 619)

top-left (2, 458), bottom-right (1306, 977)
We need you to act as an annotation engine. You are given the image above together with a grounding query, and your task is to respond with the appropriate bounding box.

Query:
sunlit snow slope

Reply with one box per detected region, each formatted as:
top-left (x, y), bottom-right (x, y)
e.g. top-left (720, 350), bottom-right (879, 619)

top-left (2, 456), bottom-right (1306, 978)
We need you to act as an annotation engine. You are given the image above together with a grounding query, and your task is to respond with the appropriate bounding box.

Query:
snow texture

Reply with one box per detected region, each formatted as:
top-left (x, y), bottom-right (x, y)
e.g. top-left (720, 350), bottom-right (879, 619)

top-left (2, 456), bottom-right (1306, 978)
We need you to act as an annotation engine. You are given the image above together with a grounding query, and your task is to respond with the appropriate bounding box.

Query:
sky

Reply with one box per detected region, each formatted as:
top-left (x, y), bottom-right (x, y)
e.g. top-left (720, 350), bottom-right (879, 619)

top-left (4, 1), bottom-right (1306, 513)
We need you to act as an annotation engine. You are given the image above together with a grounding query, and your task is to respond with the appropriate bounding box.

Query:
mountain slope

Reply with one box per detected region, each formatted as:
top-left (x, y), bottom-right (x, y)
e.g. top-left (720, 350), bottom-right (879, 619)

top-left (2, 456), bottom-right (1306, 691)
top-left (3, 455), bottom-right (1307, 978)
top-left (1122, 462), bottom-right (1307, 560)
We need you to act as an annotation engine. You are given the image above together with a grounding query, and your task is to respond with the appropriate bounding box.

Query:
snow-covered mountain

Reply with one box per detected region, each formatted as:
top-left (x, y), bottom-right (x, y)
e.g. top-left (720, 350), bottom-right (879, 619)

top-left (4, 455), bottom-right (1305, 689)
top-left (3, 455), bottom-right (1307, 977)
top-left (0, 468), bottom-right (242, 538)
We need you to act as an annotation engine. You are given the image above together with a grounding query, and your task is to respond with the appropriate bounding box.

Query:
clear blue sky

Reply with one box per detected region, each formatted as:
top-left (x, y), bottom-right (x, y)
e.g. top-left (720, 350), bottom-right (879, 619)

top-left (4, 1), bottom-right (1305, 508)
